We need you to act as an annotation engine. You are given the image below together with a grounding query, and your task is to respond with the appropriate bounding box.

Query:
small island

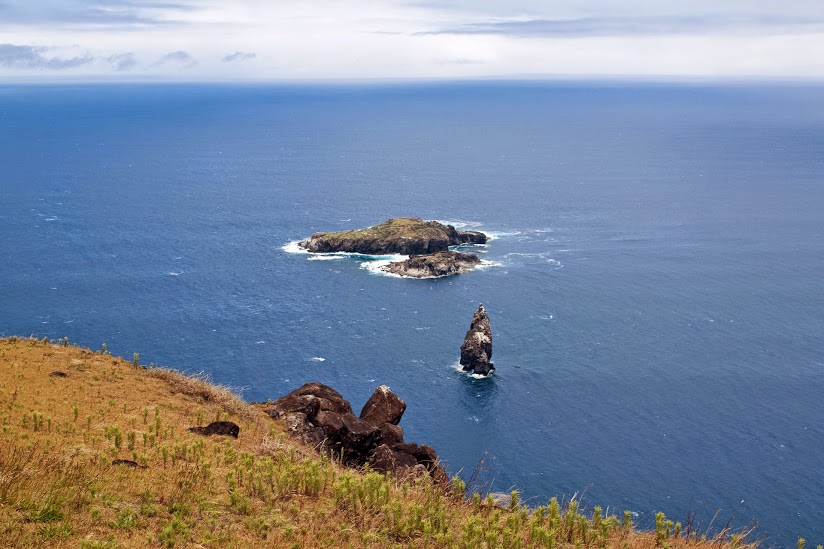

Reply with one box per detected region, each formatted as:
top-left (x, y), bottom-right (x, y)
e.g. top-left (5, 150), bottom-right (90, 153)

top-left (385, 250), bottom-right (482, 278)
top-left (298, 217), bottom-right (489, 278)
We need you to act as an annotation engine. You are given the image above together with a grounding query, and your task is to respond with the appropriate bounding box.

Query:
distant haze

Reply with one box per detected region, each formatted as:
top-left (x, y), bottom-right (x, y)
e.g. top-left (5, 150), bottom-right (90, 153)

top-left (1, 1), bottom-right (823, 81)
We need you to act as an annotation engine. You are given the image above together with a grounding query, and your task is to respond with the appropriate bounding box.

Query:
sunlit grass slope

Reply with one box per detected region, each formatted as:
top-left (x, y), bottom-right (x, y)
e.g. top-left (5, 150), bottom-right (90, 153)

top-left (0, 337), bottom-right (759, 548)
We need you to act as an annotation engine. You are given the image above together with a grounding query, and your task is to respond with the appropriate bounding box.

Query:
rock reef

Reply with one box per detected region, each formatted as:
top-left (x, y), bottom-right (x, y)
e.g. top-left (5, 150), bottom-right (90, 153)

top-left (384, 250), bottom-right (481, 278)
top-left (262, 383), bottom-right (447, 482)
top-left (299, 217), bottom-right (487, 256)
top-left (460, 304), bottom-right (494, 376)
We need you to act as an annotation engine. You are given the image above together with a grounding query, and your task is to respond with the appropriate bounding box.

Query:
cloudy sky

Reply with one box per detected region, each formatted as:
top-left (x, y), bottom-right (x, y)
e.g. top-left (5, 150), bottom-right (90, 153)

top-left (1, 0), bottom-right (823, 81)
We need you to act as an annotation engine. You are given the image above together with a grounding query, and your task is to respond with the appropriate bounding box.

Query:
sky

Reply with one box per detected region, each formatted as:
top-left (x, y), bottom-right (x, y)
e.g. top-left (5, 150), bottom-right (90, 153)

top-left (1, 0), bottom-right (823, 81)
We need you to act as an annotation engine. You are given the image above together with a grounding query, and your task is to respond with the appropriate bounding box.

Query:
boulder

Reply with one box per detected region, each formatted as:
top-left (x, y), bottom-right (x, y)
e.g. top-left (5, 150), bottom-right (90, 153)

top-left (383, 251), bottom-right (482, 278)
top-left (338, 413), bottom-right (381, 461)
top-left (359, 385), bottom-right (406, 427)
top-left (460, 304), bottom-right (494, 376)
top-left (266, 382), bottom-right (352, 419)
top-left (188, 421), bottom-right (240, 438)
top-left (112, 459), bottom-right (146, 468)
top-left (281, 412), bottom-right (325, 448)
top-left (376, 423), bottom-right (404, 446)
top-left (385, 442), bottom-right (447, 482)
top-left (369, 444), bottom-right (418, 474)
top-left (313, 409), bottom-right (345, 440)
top-left (261, 382), bottom-right (446, 481)
top-left (393, 442), bottom-right (437, 466)
top-left (265, 394), bottom-right (320, 420)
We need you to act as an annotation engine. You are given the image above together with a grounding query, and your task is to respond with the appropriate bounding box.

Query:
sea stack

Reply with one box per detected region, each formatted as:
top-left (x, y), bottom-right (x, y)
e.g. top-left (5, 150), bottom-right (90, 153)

top-left (460, 304), bottom-right (494, 376)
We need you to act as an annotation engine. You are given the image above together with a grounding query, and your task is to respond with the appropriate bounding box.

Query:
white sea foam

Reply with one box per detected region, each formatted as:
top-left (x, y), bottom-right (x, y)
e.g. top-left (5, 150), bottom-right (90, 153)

top-left (434, 219), bottom-right (483, 229)
top-left (451, 361), bottom-right (494, 379)
top-left (360, 258), bottom-right (405, 278)
top-left (475, 260), bottom-right (501, 270)
top-left (503, 252), bottom-right (563, 269)
top-left (361, 256), bottom-right (498, 279)
top-left (484, 230), bottom-right (522, 240)
top-left (282, 240), bottom-right (310, 254)
top-left (168, 271), bottom-right (182, 276)
top-left (308, 255), bottom-right (346, 261)
top-left (285, 240), bottom-right (409, 266)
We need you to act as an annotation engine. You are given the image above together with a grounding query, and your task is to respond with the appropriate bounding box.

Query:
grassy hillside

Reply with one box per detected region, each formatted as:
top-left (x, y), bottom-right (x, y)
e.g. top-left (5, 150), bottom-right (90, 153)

top-left (0, 337), bottom-right (758, 548)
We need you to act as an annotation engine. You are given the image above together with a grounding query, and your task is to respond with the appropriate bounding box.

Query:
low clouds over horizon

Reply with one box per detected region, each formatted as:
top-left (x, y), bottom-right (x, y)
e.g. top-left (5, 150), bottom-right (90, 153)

top-left (222, 51), bottom-right (256, 63)
top-left (0, 43), bottom-right (93, 70)
top-left (153, 50), bottom-right (196, 67)
top-left (1, 0), bottom-right (823, 80)
top-left (418, 15), bottom-right (824, 38)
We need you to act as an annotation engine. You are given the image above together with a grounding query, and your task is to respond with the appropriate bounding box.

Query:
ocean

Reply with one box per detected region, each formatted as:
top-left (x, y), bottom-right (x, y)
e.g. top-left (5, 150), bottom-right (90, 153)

top-left (1, 82), bottom-right (823, 545)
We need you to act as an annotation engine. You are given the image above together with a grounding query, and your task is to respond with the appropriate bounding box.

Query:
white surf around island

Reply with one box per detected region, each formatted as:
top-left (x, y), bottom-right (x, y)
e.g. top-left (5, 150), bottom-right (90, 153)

top-left (452, 360), bottom-right (494, 379)
top-left (361, 254), bottom-right (502, 279)
top-left (359, 256), bottom-right (408, 278)
top-left (283, 239), bottom-right (497, 279)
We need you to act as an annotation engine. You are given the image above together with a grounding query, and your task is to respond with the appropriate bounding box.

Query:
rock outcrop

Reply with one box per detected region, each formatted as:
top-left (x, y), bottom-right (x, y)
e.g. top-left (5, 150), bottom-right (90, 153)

top-left (188, 421), bottom-right (240, 438)
top-left (260, 383), bottom-right (446, 481)
top-left (298, 217), bottom-right (487, 256)
top-left (384, 251), bottom-right (481, 279)
top-left (460, 304), bottom-right (494, 376)
top-left (360, 385), bottom-right (406, 426)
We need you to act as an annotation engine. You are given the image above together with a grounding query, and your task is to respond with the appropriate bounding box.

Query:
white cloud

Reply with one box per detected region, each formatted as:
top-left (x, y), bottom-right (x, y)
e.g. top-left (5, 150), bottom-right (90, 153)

top-left (153, 50), bottom-right (196, 67)
top-left (0, 0), bottom-right (822, 80)
top-left (106, 52), bottom-right (138, 71)
top-left (0, 43), bottom-right (93, 69)
top-left (222, 51), bottom-right (256, 63)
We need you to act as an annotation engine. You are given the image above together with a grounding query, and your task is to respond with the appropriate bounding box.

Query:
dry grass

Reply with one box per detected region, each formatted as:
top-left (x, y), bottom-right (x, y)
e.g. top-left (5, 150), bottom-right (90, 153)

top-left (313, 217), bottom-right (448, 242)
top-left (0, 337), bottom-right (762, 548)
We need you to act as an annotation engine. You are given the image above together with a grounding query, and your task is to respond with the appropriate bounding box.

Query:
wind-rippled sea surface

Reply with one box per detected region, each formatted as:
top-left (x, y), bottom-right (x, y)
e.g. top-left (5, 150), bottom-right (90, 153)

top-left (2, 82), bottom-right (823, 546)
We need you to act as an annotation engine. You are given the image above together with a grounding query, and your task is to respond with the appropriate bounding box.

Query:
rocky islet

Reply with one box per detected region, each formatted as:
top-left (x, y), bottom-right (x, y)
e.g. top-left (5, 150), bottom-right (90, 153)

top-left (297, 217), bottom-right (488, 278)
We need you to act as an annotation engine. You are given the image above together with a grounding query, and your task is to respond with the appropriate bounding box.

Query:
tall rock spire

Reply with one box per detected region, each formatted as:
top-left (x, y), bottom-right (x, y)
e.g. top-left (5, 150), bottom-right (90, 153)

top-left (460, 304), bottom-right (494, 376)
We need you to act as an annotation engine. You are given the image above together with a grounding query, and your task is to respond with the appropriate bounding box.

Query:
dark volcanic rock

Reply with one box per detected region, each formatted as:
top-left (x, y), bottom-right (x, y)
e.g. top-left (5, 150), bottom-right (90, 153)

top-left (393, 443), bottom-right (438, 466)
top-left (266, 382), bottom-right (352, 419)
top-left (369, 444), bottom-right (418, 474)
top-left (49, 371), bottom-right (68, 377)
top-left (376, 423), bottom-right (405, 446)
top-left (460, 304), bottom-right (494, 376)
top-left (112, 459), bottom-right (146, 468)
top-left (188, 421), bottom-right (240, 438)
top-left (314, 411), bottom-right (382, 463)
top-left (360, 385), bottom-right (406, 426)
top-left (298, 217), bottom-right (488, 256)
top-left (314, 409), bottom-right (345, 440)
top-left (265, 394), bottom-right (320, 420)
top-left (283, 412), bottom-right (325, 448)
top-left (384, 251), bottom-right (482, 278)
top-left (337, 413), bottom-right (381, 461)
top-left (261, 383), bottom-right (445, 480)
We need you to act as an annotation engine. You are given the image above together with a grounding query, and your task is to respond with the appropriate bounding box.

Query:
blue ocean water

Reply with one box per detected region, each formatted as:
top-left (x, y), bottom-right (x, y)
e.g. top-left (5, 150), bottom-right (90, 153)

top-left (2, 82), bottom-right (823, 545)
